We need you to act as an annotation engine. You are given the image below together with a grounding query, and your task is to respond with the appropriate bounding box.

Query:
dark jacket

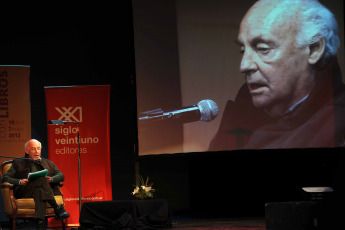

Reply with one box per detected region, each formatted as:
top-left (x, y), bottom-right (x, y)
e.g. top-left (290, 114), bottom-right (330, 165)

top-left (2, 157), bottom-right (64, 196)
top-left (209, 57), bottom-right (345, 151)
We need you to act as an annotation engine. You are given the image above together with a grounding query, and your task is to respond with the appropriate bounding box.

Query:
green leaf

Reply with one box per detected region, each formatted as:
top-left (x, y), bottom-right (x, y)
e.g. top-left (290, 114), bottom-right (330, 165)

top-left (145, 176), bottom-right (149, 186)
top-left (139, 175), bottom-right (144, 185)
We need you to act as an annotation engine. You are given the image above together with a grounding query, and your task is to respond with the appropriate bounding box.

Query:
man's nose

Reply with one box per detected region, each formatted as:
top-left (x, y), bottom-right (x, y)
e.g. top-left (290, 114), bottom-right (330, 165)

top-left (240, 49), bottom-right (257, 74)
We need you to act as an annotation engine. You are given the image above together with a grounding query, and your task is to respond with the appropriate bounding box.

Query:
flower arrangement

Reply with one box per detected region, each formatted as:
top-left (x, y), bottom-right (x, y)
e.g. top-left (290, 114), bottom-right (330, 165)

top-left (132, 175), bottom-right (155, 199)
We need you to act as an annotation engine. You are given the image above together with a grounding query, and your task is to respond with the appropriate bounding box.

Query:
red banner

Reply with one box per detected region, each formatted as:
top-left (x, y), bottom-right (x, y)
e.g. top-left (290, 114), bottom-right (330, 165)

top-left (45, 85), bottom-right (112, 227)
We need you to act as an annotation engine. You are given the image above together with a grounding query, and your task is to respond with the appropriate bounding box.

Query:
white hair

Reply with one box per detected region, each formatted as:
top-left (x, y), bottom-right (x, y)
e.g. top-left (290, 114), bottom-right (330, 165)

top-left (25, 139), bottom-right (42, 150)
top-left (297, 0), bottom-right (340, 64)
top-left (259, 0), bottom-right (340, 65)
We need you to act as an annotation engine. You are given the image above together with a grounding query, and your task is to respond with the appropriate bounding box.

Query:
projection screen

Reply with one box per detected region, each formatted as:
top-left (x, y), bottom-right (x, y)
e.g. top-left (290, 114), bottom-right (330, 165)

top-left (133, 0), bottom-right (345, 156)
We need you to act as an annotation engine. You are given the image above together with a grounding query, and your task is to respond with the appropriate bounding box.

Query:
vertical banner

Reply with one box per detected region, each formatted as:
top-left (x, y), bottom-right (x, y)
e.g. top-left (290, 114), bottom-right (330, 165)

top-left (45, 85), bottom-right (112, 227)
top-left (0, 66), bottom-right (31, 222)
top-left (0, 65), bottom-right (31, 161)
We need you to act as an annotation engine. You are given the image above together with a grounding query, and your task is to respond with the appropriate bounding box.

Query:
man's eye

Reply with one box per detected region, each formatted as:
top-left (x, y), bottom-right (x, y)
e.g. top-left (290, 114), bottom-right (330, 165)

top-left (257, 48), bottom-right (270, 54)
top-left (256, 45), bottom-right (271, 54)
top-left (240, 47), bottom-right (245, 54)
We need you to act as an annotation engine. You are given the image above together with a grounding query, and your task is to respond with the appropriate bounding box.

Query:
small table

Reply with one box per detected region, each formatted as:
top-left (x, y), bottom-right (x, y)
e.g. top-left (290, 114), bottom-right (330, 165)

top-left (79, 199), bottom-right (172, 229)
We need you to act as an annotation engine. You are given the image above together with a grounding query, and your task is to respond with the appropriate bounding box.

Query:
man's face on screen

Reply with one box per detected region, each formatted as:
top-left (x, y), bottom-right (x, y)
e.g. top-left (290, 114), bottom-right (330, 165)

top-left (237, 1), bottom-right (314, 117)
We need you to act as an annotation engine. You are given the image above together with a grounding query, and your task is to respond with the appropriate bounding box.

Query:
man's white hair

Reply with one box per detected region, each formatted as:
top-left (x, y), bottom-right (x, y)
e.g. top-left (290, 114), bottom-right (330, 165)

top-left (25, 139), bottom-right (42, 150)
top-left (260, 0), bottom-right (340, 65)
top-left (297, 0), bottom-right (340, 64)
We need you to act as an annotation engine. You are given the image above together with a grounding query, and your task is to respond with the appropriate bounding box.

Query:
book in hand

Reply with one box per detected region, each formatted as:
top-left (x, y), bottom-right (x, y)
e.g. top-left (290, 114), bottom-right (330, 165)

top-left (27, 169), bottom-right (49, 181)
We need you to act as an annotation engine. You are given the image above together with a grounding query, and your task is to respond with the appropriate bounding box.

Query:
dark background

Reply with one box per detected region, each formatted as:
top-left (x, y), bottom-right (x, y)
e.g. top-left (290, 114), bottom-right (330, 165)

top-left (0, 1), bottom-right (344, 221)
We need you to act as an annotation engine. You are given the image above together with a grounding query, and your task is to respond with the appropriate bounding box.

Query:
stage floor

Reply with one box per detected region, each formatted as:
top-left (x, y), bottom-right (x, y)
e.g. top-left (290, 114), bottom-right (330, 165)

top-left (171, 217), bottom-right (266, 230)
top-left (0, 217), bottom-right (266, 229)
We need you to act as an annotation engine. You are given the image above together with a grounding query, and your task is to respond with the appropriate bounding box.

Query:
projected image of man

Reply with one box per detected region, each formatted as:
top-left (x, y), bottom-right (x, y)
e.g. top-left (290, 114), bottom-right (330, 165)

top-left (209, 0), bottom-right (345, 150)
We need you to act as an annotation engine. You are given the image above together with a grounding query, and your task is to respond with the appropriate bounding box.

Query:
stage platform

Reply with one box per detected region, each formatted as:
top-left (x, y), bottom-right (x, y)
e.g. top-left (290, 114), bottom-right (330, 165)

top-left (0, 217), bottom-right (266, 229)
top-left (171, 217), bottom-right (266, 230)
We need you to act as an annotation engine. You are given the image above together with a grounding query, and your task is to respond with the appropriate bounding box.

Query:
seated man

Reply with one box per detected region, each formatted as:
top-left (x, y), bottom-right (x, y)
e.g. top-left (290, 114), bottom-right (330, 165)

top-left (2, 139), bottom-right (70, 229)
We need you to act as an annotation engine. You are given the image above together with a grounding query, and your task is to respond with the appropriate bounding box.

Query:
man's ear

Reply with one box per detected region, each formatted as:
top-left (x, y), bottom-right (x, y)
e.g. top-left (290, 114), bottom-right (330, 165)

top-left (308, 37), bottom-right (325, 65)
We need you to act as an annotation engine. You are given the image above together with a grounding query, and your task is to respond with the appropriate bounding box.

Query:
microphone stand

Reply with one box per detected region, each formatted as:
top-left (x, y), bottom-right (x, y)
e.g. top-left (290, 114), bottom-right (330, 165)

top-left (67, 121), bottom-right (82, 214)
top-left (76, 122), bottom-right (82, 214)
top-left (0, 155), bottom-right (20, 159)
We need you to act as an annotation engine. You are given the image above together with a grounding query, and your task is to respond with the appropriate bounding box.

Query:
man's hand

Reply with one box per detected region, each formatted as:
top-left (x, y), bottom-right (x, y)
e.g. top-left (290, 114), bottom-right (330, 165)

top-left (46, 176), bottom-right (52, 183)
top-left (20, 179), bottom-right (29, 186)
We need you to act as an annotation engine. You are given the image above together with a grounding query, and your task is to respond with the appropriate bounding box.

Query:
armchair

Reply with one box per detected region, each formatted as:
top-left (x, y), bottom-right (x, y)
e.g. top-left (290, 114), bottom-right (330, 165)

top-left (0, 160), bottom-right (66, 230)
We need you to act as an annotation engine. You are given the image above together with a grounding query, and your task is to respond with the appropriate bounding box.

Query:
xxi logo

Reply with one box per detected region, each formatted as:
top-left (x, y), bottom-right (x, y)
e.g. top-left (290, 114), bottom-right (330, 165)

top-left (55, 107), bottom-right (83, 122)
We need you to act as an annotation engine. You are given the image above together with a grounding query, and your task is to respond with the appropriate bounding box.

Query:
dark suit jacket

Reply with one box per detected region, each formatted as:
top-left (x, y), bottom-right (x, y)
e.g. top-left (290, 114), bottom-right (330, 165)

top-left (209, 57), bottom-right (345, 151)
top-left (2, 157), bottom-right (64, 196)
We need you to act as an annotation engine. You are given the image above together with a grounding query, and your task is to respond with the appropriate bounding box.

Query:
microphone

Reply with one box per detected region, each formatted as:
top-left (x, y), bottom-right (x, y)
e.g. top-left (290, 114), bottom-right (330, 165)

top-left (138, 99), bottom-right (218, 124)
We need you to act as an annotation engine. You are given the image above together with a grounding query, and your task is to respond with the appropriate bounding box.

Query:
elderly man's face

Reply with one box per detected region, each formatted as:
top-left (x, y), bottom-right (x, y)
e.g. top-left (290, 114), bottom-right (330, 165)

top-left (26, 140), bottom-right (41, 159)
top-left (237, 2), bottom-right (314, 116)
